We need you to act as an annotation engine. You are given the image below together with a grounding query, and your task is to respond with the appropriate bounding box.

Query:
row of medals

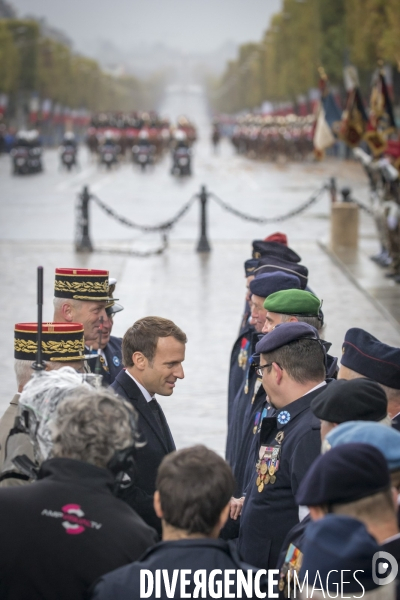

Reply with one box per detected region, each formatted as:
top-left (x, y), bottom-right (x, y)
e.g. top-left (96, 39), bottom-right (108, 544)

top-left (256, 461), bottom-right (277, 493)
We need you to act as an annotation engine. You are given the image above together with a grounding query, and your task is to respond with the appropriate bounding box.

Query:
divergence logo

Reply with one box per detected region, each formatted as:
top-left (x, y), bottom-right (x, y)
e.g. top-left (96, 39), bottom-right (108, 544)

top-left (372, 552), bottom-right (398, 586)
top-left (41, 504), bottom-right (103, 535)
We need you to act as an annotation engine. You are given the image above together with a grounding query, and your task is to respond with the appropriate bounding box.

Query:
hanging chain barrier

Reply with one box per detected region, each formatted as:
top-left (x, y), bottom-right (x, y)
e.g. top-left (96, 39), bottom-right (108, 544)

top-left (75, 178), bottom-right (373, 256)
top-left (339, 188), bottom-right (375, 216)
top-left (209, 184), bottom-right (328, 224)
top-left (90, 192), bottom-right (198, 232)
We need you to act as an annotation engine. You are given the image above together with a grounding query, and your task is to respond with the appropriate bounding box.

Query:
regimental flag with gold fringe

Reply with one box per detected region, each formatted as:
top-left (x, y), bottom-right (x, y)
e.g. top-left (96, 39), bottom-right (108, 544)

top-left (313, 68), bottom-right (342, 159)
top-left (339, 65), bottom-right (368, 148)
top-left (364, 66), bottom-right (397, 157)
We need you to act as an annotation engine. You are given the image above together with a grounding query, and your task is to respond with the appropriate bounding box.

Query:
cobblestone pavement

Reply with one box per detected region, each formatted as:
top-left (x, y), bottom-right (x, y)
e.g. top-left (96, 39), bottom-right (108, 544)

top-left (0, 86), bottom-right (399, 455)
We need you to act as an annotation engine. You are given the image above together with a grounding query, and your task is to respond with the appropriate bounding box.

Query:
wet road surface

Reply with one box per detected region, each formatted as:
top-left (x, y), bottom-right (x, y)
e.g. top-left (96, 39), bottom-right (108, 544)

top-left (1, 85), bottom-right (399, 455)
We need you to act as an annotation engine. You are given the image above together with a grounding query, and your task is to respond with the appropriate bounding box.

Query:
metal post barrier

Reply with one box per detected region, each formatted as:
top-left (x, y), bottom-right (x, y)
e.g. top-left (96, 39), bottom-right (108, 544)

top-left (341, 187), bottom-right (352, 202)
top-left (329, 177), bottom-right (337, 203)
top-left (330, 186), bottom-right (359, 250)
top-left (75, 185), bottom-right (93, 252)
top-left (196, 185), bottom-right (211, 253)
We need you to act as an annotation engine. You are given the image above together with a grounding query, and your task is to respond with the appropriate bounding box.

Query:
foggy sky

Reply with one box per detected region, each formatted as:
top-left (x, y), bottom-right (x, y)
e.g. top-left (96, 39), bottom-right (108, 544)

top-left (10, 0), bottom-right (282, 54)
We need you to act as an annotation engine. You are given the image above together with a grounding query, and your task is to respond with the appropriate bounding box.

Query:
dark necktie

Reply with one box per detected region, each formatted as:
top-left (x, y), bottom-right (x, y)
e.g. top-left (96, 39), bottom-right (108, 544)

top-left (149, 398), bottom-right (167, 443)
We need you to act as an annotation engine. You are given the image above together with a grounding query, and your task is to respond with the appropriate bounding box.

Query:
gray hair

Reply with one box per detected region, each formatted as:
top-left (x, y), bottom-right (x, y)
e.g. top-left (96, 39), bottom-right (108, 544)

top-left (19, 367), bottom-right (91, 463)
top-left (14, 359), bottom-right (83, 390)
top-left (280, 313), bottom-right (323, 331)
top-left (14, 359), bottom-right (33, 389)
top-left (53, 297), bottom-right (83, 318)
top-left (51, 388), bottom-right (139, 469)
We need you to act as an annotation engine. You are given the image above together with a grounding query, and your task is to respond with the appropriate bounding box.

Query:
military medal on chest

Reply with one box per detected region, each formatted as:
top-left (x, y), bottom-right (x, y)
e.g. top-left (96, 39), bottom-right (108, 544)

top-left (238, 338), bottom-right (250, 370)
top-left (251, 377), bottom-right (263, 405)
top-left (253, 406), bottom-right (268, 434)
top-left (255, 444), bottom-right (281, 492)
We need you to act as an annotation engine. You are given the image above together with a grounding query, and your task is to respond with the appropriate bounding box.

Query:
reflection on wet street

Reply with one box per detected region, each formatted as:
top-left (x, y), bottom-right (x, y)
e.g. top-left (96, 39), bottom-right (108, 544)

top-left (1, 86), bottom-right (399, 455)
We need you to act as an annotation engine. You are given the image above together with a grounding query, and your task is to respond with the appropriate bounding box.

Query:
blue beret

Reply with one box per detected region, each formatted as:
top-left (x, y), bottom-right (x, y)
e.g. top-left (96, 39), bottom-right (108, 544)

top-left (254, 257), bottom-right (308, 289)
top-left (296, 443), bottom-right (390, 506)
top-left (325, 421), bottom-right (400, 472)
top-left (252, 240), bottom-right (301, 263)
top-left (244, 259), bottom-right (259, 277)
top-left (255, 322), bottom-right (320, 354)
top-left (341, 328), bottom-right (400, 390)
top-left (249, 271), bottom-right (300, 299)
top-left (300, 515), bottom-right (380, 594)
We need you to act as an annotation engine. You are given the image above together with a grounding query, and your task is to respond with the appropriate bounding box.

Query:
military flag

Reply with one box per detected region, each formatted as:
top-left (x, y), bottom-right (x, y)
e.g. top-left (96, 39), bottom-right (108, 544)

top-left (339, 66), bottom-right (368, 148)
top-left (364, 66), bottom-right (397, 157)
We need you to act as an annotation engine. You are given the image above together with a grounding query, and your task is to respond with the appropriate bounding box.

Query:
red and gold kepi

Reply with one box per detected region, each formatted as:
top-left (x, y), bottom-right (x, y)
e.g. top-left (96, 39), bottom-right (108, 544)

top-left (54, 268), bottom-right (117, 302)
top-left (14, 323), bottom-right (87, 362)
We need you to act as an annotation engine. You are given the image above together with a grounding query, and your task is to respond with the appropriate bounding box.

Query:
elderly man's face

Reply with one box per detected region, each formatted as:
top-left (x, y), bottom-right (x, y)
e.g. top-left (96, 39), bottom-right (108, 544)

top-left (250, 294), bottom-right (267, 333)
top-left (71, 301), bottom-right (109, 349)
top-left (141, 336), bottom-right (185, 397)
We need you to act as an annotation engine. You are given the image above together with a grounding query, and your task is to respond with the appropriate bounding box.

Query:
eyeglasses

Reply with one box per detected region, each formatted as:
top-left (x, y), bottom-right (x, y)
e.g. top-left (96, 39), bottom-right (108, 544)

top-left (255, 362), bottom-right (283, 377)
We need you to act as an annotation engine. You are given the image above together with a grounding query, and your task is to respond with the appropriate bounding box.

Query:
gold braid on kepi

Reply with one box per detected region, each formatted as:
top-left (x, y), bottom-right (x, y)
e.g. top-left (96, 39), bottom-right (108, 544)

top-left (14, 323), bottom-right (90, 362)
top-left (54, 268), bottom-right (118, 302)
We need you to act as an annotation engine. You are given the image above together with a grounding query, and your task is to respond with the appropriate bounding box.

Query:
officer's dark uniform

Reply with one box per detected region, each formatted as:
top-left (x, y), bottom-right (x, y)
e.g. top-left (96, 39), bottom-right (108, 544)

top-left (227, 319), bottom-right (253, 436)
top-left (238, 386), bottom-right (323, 570)
top-left (226, 258), bottom-right (259, 455)
top-left (226, 332), bottom-right (261, 479)
top-left (91, 538), bottom-right (267, 600)
top-left (87, 335), bottom-right (123, 386)
top-left (0, 458), bottom-right (157, 600)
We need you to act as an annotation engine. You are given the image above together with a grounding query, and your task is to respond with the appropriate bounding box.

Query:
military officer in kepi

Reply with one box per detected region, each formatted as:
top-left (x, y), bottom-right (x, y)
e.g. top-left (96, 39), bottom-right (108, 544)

top-left (85, 277), bottom-right (124, 385)
top-left (52, 269), bottom-right (123, 385)
top-left (237, 322), bottom-right (328, 570)
top-left (0, 322), bottom-right (90, 486)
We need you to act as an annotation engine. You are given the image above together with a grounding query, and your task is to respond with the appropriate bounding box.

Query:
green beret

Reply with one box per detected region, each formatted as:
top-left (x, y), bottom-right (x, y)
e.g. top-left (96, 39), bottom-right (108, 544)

top-left (264, 289), bottom-right (321, 316)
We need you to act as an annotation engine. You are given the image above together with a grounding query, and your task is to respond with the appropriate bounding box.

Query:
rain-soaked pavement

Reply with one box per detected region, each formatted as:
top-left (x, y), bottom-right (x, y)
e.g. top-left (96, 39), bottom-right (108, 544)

top-left (1, 85), bottom-right (399, 456)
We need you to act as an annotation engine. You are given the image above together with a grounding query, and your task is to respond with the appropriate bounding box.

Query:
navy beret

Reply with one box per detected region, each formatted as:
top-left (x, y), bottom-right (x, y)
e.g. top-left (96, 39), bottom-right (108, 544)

top-left (296, 443), bottom-right (390, 506)
top-left (244, 258), bottom-right (259, 277)
top-left (311, 379), bottom-right (388, 423)
top-left (326, 421), bottom-right (400, 472)
top-left (341, 328), bottom-right (400, 390)
top-left (254, 257), bottom-right (308, 289)
top-left (255, 322), bottom-right (320, 354)
top-left (249, 271), bottom-right (300, 299)
top-left (252, 240), bottom-right (301, 263)
top-left (300, 515), bottom-right (380, 594)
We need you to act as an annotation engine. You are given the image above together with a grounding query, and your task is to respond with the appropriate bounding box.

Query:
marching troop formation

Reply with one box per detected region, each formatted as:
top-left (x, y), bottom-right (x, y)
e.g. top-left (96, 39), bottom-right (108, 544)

top-left (0, 235), bottom-right (398, 599)
top-left (229, 114), bottom-right (315, 162)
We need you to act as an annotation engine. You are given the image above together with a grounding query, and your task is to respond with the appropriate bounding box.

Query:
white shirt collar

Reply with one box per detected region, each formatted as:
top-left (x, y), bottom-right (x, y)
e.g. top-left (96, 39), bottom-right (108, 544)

top-left (302, 381), bottom-right (327, 397)
top-left (382, 532), bottom-right (400, 544)
top-left (125, 370), bottom-right (153, 403)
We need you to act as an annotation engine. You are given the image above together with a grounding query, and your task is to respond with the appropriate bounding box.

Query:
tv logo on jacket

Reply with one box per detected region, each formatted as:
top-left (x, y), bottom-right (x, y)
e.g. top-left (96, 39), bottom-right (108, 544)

top-left (41, 504), bottom-right (103, 535)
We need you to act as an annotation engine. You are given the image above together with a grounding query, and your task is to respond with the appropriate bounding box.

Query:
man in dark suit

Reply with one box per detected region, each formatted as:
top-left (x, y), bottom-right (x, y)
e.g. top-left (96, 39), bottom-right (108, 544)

top-left (112, 316), bottom-right (187, 534)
